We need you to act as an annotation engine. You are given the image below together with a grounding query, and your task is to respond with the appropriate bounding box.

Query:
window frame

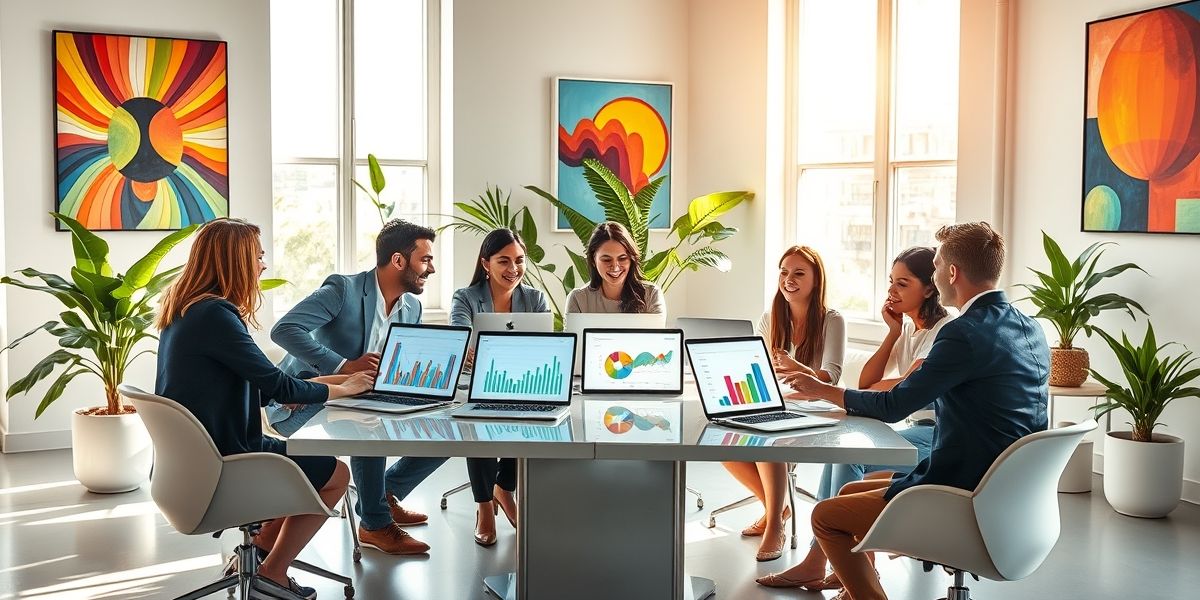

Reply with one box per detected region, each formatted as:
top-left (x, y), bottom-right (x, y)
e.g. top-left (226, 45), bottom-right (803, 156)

top-left (271, 0), bottom-right (445, 314)
top-left (783, 0), bottom-right (958, 342)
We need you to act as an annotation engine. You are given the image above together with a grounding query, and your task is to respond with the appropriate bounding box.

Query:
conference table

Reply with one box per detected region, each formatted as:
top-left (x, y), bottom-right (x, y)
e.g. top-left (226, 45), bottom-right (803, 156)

top-left (288, 387), bottom-right (917, 600)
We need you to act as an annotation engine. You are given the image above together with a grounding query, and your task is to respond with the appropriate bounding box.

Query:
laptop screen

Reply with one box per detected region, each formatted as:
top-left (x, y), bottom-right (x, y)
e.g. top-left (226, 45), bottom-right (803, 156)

top-left (581, 329), bottom-right (684, 394)
top-left (374, 324), bottom-right (470, 399)
top-left (685, 337), bottom-right (786, 416)
top-left (469, 332), bottom-right (575, 404)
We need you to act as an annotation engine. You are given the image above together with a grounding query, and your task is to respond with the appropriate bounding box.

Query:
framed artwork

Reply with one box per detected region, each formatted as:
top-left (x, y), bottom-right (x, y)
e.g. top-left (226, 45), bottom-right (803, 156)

top-left (1083, 2), bottom-right (1200, 234)
top-left (53, 30), bottom-right (229, 231)
top-left (553, 77), bottom-right (673, 231)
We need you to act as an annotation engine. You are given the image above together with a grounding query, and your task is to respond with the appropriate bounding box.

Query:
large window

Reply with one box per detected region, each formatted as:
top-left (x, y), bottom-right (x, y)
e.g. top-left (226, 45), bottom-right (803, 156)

top-left (270, 0), bottom-right (436, 314)
top-left (789, 0), bottom-right (958, 321)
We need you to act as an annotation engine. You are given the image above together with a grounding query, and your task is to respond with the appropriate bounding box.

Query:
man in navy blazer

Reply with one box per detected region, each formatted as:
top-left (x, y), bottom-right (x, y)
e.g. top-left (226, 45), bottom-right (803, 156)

top-left (777, 222), bottom-right (1049, 600)
top-left (268, 219), bottom-right (444, 556)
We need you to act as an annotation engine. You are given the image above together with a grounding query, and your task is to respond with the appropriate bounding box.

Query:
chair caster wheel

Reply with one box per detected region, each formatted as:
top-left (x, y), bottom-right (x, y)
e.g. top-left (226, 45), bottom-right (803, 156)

top-left (705, 517), bottom-right (716, 528)
top-left (352, 549), bottom-right (361, 562)
top-left (696, 499), bottom-right (704, 509)
top-left (344, 584), bottom-right (355, 598)
top-left (440, 498), bottom-right (448, 509)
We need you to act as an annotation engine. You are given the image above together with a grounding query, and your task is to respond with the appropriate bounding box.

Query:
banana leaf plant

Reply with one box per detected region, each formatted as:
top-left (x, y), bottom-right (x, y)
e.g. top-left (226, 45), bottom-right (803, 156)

top-left (0, 213), bottom-right (201, 417)
top-left (444, 159), bottom-right (752, 327)
top-left (1090, 323), bottom-right (1200, 442)
top-left (1015, 231), bottom-right (1147, 349)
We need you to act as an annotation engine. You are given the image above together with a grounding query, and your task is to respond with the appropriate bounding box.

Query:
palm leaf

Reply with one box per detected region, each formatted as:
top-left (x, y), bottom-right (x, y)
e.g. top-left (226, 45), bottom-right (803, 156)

top-left (115, 224), bottom-right (199, 297)
top-left (525, 185), bottom-right (597, 246)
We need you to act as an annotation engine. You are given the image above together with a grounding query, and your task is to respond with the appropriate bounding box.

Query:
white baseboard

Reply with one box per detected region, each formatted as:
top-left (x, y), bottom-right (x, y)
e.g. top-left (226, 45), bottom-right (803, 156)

top-left (1093, 451), bottom-right (1199, 506)
top-left (1, 429), bottom-right (71, 453)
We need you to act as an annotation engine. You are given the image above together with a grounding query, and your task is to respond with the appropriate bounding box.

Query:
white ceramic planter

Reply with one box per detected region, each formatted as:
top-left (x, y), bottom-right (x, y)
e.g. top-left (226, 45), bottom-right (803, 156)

top-left (71, 408), bottom-right (153, 493)
top-left (1103, 431), bottom-right (1184, 518)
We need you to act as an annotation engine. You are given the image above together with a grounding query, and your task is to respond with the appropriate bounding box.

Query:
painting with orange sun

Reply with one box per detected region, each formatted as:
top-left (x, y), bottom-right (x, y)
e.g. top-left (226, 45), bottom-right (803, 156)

top-left (1084, 2), bottom-right (1200, 234)
top-left (554, 77), bottom-right (672, 230)
top-left (54, 31), bottom-right (229, 231)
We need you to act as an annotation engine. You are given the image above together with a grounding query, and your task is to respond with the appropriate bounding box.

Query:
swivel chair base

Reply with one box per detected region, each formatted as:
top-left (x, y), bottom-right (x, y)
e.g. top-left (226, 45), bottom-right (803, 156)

top-left (173, 523), bottom-right (355, 600)
top-left (924, 562), bottom-right (977, 600)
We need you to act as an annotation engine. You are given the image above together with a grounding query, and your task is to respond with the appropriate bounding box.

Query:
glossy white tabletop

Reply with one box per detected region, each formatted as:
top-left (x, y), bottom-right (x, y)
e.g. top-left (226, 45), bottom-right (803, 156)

top-left (288, 383), bottom-right (918, 466)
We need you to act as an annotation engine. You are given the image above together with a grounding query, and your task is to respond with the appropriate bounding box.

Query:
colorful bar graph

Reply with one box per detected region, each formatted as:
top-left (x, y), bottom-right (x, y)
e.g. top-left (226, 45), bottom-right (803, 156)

top-left (720, 432), bottom-right (766, 446)
top-left (383, 352), bottom-right (459, 391)
top-left (482, 356), bottom-right (564, 396)
top-left (717, 362), bottom-right (771, 406)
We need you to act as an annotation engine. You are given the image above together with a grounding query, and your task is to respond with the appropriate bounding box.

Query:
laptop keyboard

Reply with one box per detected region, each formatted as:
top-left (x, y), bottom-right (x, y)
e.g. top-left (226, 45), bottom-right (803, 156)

top-left (730, 411), bottom-right (804, 424)
top-left (471, 403), bottom-right (559, 412)
top-left (354, 393), bottom-right (442, 407)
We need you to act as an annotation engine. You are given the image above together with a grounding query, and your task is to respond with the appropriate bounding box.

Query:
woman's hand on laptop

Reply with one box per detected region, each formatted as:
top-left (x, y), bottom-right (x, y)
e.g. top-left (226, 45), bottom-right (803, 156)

top-left (328, 371), bottom-right (375, 399)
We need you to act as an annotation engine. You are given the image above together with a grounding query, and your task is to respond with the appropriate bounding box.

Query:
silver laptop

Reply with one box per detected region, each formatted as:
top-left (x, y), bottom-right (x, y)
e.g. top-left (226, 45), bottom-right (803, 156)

top-left (685, 336), bottom-right (837, 432)
top-left (580, 328), bottom-right (684, 395)
top-left (563, 312), bottom-right (667, 375)
top-left (325, 323), bottom-right (469, 414)
top-left (469, 312), bottom-right (554, 350)
top-left (675, 316), bottom-right (754, 340)
top-left (451, 331), bottom-right (577, 421)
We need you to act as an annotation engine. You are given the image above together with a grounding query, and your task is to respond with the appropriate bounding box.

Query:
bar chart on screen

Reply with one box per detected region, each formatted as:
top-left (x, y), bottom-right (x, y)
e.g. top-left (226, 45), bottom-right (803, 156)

top-left (480, 355), bottom-right (566, 396)
top-left (717, 363), bottom-right (772, 406)
top-left (380, 341), bottom-right (460, 391)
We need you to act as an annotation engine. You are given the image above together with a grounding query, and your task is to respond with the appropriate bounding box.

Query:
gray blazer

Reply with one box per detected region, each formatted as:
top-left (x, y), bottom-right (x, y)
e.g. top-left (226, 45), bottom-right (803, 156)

top-left (449, 280), bottom-right (549, 327)
top-left (271, 270), bottom-right (423, 376)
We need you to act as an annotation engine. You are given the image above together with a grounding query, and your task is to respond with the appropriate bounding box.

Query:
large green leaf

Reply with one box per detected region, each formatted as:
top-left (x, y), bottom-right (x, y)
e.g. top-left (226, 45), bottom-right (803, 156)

top-left (1, 277), bottom-right (81, 310)
top-left (52, 212), bottom-right (111, 276)
top-left (35, 367), bottom-right (88, 419)
top-left (525, 185), bottom-right (597, 246)
top-left (563, 266), bottom-right (577, 292)
top-left (565, 248), bottom-right (590, 284)
top-left (1041, 231), bottom-right (1074, 287)
top-left (632, 175), bottom-right (667, 218)
top-left (582, 159), bottom-right (647, 255)
top-left (144, 265), bottom-right (184, 297)
top-left (51, 325), bottom-right (105, 349)
top-left (71, 268), bottom-right (122, 311)
top-left (680, 247), bottom-right (732, 272)
top-left (520, 206), bottom-right (538, 248)
top-left (1, 321), bottom-right (57, 353)
top-left (682, 191), bottom-right (753, 240)
top-left (368, 154), bottom-right (386, 195)
top-left (116, 224), bottom-right (199, 297)
top-left (260, 278), bottom-right (289, 291)
top-left (642, 249), bottom-right (675, 281)
top-left (6, 349), bottom-right (78, 399)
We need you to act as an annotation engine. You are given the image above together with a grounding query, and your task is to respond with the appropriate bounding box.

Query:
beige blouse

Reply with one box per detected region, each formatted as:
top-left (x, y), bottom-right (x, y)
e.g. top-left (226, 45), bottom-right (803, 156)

top-left (756, 309), bottom-right (846, 384)
top-left (565, 284), bottom-right (665, 314)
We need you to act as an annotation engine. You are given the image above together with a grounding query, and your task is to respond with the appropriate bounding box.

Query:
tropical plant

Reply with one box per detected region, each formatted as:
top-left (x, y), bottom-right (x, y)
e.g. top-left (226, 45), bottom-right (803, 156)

top-left (1015, 231), bottom-right (1146, 348)
top-left (352, 154), bottom-right (394, 226)
top-left (1090, 323), bottom-right (1200, 442)
top-left (0, 215), bottom-right (285, 418)
top-left (443, 159), bottom-right (752, 326)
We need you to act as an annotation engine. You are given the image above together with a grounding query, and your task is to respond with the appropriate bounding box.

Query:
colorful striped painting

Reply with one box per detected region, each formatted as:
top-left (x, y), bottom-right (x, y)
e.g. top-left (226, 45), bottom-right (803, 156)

top-left (54, 31), bottom-right (229, 231)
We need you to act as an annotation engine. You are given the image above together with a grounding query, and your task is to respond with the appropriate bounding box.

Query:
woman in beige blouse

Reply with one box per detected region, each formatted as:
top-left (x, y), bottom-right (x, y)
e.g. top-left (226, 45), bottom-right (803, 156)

top-left (726, 245), bottom-right (845, 562)
top-left (565, 222), bottom-right (665, 314)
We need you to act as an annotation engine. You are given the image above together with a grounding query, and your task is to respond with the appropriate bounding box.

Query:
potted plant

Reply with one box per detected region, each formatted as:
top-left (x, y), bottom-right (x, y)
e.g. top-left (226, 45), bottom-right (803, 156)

top-left (443, 158), bottom-right (752, 328)
top-left (1, 213), bottom-right (197, 493)
top-left (1016, 231), bottom-right (1146, 386)
top-left (1091, 323), bottom-right (1198, 517)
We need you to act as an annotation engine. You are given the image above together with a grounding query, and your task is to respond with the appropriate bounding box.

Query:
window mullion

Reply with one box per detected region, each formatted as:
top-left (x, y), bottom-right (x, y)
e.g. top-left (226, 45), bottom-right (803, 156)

top-left (872, 0), bottom-right (894, 317)
top-left (338, 0), bottom-right (357, 274)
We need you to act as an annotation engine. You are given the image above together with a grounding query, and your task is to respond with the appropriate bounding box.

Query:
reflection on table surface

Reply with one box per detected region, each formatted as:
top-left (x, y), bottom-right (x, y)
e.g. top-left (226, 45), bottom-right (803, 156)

top-left (583, 399), bottom-right (683, 444)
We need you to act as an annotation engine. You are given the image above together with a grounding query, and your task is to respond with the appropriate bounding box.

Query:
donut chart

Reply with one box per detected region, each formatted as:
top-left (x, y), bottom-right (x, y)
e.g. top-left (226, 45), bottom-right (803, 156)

top-left (603, 406), bottom-right (635, 433)
top-left (604, 351), bottom-right (635, 379)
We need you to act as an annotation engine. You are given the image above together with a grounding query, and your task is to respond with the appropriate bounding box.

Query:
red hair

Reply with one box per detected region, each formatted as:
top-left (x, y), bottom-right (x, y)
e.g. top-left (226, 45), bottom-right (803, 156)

top-left (157, 219), bottom-right (264, 329)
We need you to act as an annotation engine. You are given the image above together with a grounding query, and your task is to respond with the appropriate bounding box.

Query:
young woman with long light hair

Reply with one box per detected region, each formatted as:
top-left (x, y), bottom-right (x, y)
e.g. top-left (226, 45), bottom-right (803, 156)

top-left (156, 218), bottom-right (373, 599)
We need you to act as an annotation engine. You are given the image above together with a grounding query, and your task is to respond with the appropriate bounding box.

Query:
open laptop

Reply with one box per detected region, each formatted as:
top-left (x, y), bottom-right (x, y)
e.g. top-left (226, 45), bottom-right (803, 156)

top-left (674, 316), bottom-right (754, 340)
top-left (563, 312), bottom-right (667, 375)
top-left (451, 331), bottom-right (577, 420)
top-left (469, 312), bottom-right (554, 351)
top-left (685, 336), bottom-right (838, 432)
top-left (324, 323), bottom-right (469, 414)
top-left (580, 328), bottom-right (684, 395)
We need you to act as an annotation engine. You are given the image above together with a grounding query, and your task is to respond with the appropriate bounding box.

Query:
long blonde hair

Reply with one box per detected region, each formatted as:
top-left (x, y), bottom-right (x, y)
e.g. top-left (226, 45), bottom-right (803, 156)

top-left (769, 246), bottom-right (828, 367)
top-left (156, 218), bottom-right (264, 330)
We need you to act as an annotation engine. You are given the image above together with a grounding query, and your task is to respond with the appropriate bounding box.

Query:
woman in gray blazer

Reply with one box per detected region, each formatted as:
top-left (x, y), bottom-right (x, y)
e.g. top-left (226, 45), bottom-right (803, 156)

top-left (450, 228), bottom-right (549, 546)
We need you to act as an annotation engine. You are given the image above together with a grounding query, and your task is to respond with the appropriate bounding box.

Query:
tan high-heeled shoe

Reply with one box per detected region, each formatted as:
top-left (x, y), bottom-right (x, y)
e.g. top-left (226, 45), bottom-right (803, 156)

top-left (755, 530), bottom-right (788, 562)
top-left (474, 503), bottom-right (497, 547)
top-left (494, 486), bottom-right (517, 527)
top-left (742, 504), bottom-right (791, 537)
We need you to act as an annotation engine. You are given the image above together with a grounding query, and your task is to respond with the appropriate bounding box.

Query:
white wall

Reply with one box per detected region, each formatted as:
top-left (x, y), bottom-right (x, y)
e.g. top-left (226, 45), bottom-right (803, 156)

top-left (452, 0), bottom-right (692, 316)
top-left (0, 0), bottom-right (273, 451)
top-left (1010, 0), bottom-right (1200, 502)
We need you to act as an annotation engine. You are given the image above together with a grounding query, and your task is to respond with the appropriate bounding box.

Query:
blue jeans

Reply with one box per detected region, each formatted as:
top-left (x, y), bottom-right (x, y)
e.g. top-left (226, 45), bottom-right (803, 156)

top-left (274, 403), bottom-right (449, 531)
top-left (816, 425), bottom-right (935, 500)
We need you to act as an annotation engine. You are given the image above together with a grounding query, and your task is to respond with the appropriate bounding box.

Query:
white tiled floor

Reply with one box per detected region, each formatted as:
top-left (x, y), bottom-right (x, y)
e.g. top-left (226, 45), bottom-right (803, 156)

top-left (0, 451), bottom-right (1196, 599)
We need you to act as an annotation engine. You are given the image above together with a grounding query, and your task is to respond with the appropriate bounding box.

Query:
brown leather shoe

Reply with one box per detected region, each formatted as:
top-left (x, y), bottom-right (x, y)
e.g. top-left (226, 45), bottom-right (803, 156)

top-left (387, 493), bottom-right (428, 526)
top-left (358, 524), bottom-right (430, 555)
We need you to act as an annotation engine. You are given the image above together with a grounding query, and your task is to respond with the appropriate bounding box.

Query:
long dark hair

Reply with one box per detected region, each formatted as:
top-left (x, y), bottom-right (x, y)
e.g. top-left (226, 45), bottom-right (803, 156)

top-left (894, 246), bottom-right (948, 326)
top-left (470, 228), bottom-right (526, 286)
top-left (769, 246), bottom-right (827, 367)
top-left (586, 222), bottom-right (650, 313)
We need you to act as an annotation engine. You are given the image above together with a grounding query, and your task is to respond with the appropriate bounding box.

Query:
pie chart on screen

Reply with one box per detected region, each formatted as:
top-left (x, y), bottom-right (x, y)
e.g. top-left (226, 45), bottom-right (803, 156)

top-left (604, 351), bottom-right (634, 379)
top-left (603, 407), bottom-right (634, 434)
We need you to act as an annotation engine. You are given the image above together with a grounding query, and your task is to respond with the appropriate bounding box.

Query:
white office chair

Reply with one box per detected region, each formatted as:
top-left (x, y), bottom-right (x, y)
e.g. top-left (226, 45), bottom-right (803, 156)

top-left (853, 420), bottom-right (1097, 600)
top-left (122, 384), bottom-right (355, 599)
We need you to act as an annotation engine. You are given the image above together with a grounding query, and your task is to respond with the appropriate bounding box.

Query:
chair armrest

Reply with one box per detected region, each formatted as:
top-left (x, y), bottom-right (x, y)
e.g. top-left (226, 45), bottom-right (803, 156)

top-left (854, 485), bottom-right (1002, 581)
top-left (195, 452), bottom-right (337, 533)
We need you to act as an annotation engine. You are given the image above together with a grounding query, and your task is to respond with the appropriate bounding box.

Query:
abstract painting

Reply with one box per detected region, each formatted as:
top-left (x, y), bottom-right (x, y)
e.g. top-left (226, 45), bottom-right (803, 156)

top-left (54, 31), bottom-right (228, 231)
top-left (1084, 2), bottom-right (1200, 234)
top-left (554, 77), bottom-right (672, 230)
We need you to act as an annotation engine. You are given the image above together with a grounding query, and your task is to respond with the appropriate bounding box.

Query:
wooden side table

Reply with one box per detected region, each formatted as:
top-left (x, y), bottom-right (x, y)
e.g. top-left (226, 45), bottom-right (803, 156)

top-left (1049, 380), bottom-right (1110, 431)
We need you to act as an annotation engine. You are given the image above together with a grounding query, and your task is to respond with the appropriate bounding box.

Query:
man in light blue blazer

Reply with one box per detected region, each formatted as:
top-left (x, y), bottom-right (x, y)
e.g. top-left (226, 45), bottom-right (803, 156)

top-left (269, 219), bottom-right (443, 556)
top-left (780, 222), bottom-right (1049, 600)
